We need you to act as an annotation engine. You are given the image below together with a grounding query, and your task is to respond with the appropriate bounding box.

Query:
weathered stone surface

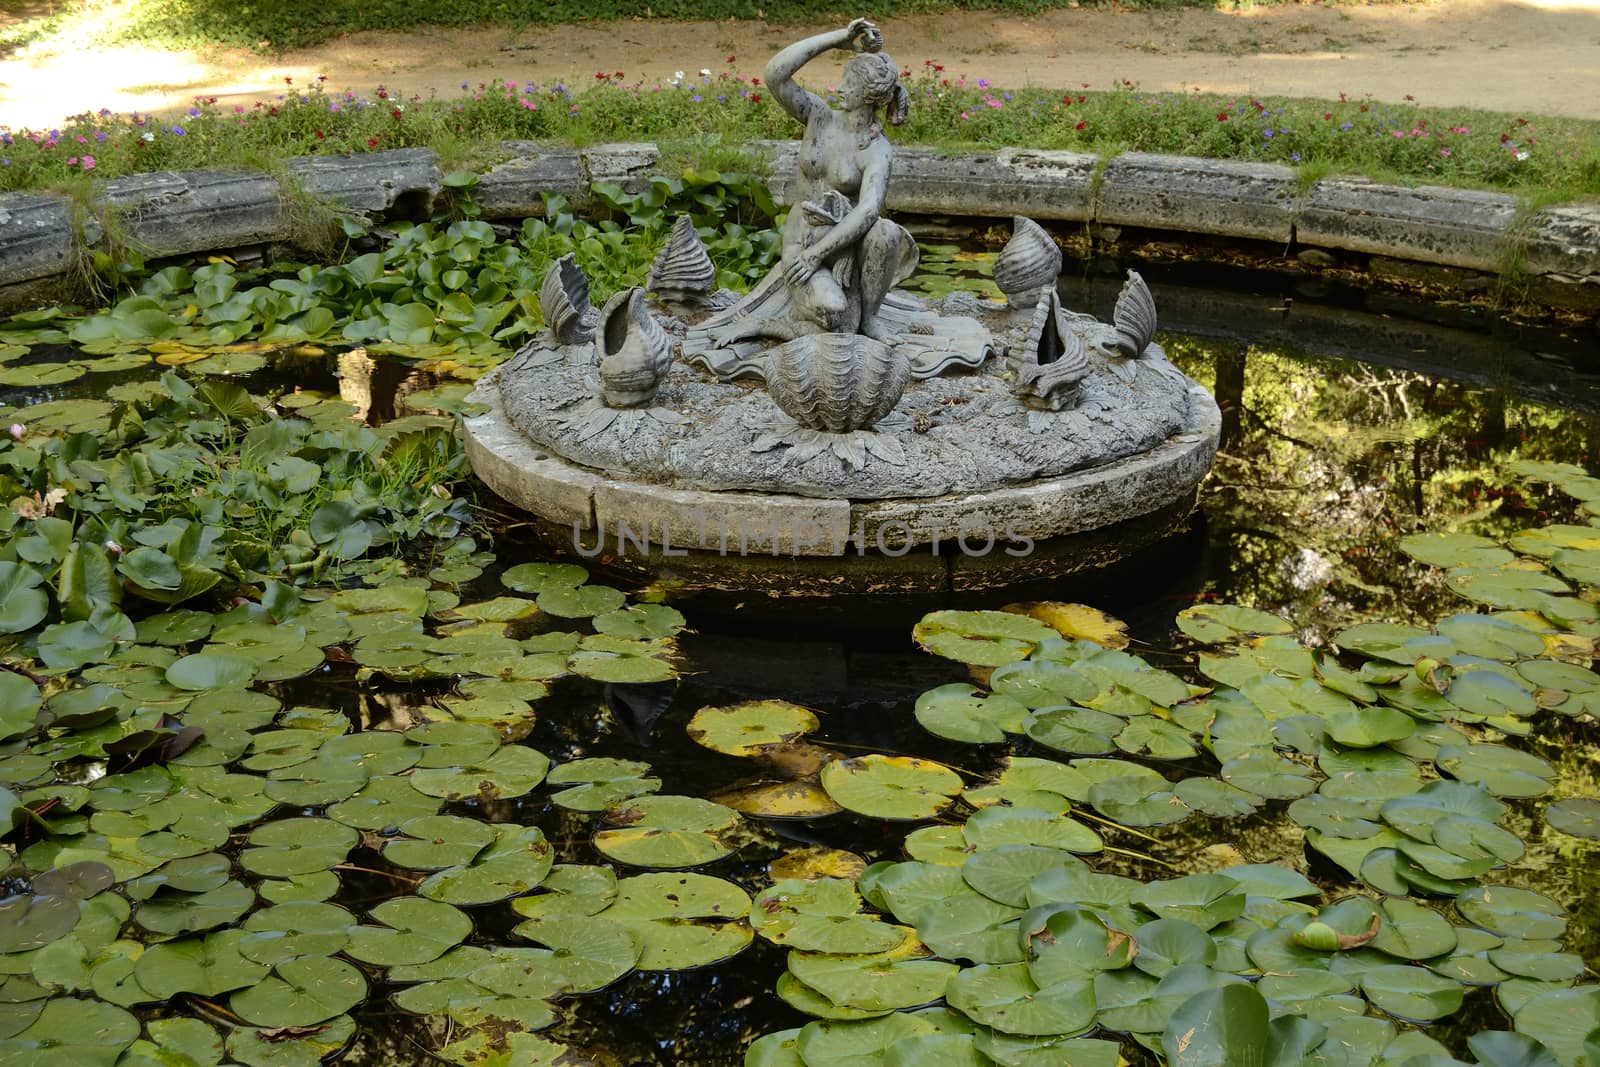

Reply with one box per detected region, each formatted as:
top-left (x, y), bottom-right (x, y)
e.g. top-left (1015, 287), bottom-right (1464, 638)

top-left (581, 142), bottom-right (662, 198)
top-left (1524, 203), bottom-right (1600, 279)
top-left (0, 192), bottom-right (80, 287)
top-left (463, 373), bottom-right (598, 530)
top-left (1297, 179), bottom-right (1517, 271)
top-left (475, 142), bottom-right (584, 219)
top-left (288, 148), bottom-right (441, 218)
top-left (593, 481), bottom-right (854, 556)
top-left (855, 383), bottom-right (1221, 549)
top-left (754, 141), bottom-right (1097, 220)
top-left (97, 170), bottom-right (281, 257)
top-left (1098, 153), bottom-right (1298, 243)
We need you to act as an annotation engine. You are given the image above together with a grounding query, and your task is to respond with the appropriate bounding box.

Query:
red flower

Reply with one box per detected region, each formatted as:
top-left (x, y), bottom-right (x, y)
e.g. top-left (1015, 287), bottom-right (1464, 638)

top-left (317, 74), bottom-right (327, 83)
top-left (1323, 112), bottom-right (1332, 120)
top-left (596, 71), bottom-right (608, 79)
top-left (1359, 103), bottom-right (1369, 112)
top-left (1216, 112), bottom-right (1229, 121)
top-left (391, 109), bottom-right (402, 119)
top-left (1516, 116), bottom-right (1529, 126)
top-left (316, 129), bottom-right (325, 139)
top-left (934, 64), bottom-right (944, 72)
top-left (1404, 94), bottom-right (1415, 101)
top-left (1074, 121), bottom-right (1086, 131)
top-left (751, 77), bottom-right (760, 86)
top-left (1077, 95), bottom-right (1085, 103)
top-left (376, 87), bottom-right (388, 100)
top-left (1339, 92), bottom-right (1347, 102)
top-left (726, 55), bottom-right (736, 63)
top-left (1061, 95), bottom-right (1072, 105)
top-left (367, 137), bottom-right (378, 147)
top-left (615, 70), bottom-right (624, 79)
top-left (750, 94), bottom-right (761, 103)
top-left (284, 76), bottom-right (293, 85)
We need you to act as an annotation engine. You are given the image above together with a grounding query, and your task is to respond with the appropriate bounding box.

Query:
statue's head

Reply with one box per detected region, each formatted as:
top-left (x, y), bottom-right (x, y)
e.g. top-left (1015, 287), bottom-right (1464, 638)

top-left (840, 52), bottom-right (909, 126)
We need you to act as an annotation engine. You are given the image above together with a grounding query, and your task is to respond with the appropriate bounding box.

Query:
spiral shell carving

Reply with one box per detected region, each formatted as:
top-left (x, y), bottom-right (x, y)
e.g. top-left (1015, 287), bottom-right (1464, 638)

top-left (765, 333), bottom-right (910, 433)
top-left (597, 287), bottom-right (674, 408)
top-left (648, 215), bottom-right (716, 308)
top-left (1112, 269), bottom-right (1157, 358)
top-left (993, 216), bottom-right (1062, 308)
top-left (1014, 289), bottom-right (1090, 411)
top-left (541, 254), bottom-right (597, 346)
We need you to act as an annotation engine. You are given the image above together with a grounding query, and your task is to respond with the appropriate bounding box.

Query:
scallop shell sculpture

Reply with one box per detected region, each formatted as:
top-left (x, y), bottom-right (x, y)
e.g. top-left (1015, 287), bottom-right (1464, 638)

top-left (993, 216), bottom-right (1062, 308)
top-left (541, 254), bottom-right (597, 346)
top-left (1112, 269), bottom-right (1157, 358)
top-left (1014, 289), bottom-right (1091, 411)
top-left (597, 287), bottom-right (674, 408)
top-left (648, 215), bottom-right (716, 309)
top-left (766, 333), bottom-right (910, 433)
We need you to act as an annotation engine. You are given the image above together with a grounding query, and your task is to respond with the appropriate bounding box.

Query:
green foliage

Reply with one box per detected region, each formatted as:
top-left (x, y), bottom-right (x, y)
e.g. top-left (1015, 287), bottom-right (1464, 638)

top-left (2, 71), bottom-right (1595, 201)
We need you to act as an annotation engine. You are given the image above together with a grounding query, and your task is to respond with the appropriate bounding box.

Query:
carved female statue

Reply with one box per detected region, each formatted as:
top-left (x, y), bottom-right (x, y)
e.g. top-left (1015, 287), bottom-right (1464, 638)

top-left (704, 19), bottom-right (919, 345)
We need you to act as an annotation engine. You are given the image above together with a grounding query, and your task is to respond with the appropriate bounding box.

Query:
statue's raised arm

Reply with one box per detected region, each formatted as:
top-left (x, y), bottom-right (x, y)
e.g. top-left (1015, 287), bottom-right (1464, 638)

top-left (764, 19), bottom-right (883, 125)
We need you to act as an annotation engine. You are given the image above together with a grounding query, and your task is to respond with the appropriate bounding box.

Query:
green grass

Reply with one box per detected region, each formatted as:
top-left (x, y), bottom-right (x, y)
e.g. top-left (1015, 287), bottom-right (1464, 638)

top-left (3, 72), bottom-right (1595, 204)
top-left (0, 0), bottom-right (1351, 55)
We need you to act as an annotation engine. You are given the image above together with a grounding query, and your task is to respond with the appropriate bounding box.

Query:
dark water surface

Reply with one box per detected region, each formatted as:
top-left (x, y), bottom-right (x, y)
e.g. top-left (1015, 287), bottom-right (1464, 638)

top-left (5, 263), bottom-right (1599, 1065)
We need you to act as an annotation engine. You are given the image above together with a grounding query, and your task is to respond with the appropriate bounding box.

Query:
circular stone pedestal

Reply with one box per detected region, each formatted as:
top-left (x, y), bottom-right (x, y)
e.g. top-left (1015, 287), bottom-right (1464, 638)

top-left (462, 354), bottom-right (1221, 594)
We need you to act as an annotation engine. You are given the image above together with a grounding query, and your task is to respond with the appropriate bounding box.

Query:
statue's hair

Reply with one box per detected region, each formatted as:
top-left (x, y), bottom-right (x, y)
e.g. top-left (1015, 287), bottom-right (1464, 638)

top-left (846, 52), bottom-right (909, 127)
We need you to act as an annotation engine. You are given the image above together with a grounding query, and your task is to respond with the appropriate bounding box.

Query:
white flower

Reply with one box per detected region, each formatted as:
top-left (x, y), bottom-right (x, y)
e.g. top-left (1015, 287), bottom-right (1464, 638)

top-left (1515, 150), bottom-right (1529, 161)
top-left (699, 68), bottom-right (711, 77)
top-left (7, 423), bottom-right (22, 440)
top-left (141, 131), bottom-right (154, 142)
top-left (104, 540), bottom-right (123, 555)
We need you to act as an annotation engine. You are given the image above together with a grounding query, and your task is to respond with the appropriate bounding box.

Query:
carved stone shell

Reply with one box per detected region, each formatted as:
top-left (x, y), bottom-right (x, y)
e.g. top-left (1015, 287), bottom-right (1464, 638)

top-left (648, 215), bottom-right (716, 306)
top-left (993, 216), bottom-right (1062, 307)
top-left (541, 254), bottom-right (596, 346)
top-left (766, 332), bottom-right (910, 433)
top-left (1113, 269), bottom-right (1157, 358)
top-left (1014, 289), bottom-right (1090, 411)
top-left (597, 287), bottom-right (673, 408)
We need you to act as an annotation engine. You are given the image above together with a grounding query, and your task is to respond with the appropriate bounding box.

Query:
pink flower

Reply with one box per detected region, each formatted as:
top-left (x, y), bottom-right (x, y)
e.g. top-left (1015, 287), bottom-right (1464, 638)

top-left (81, 155), bottom-right (95, 169)
top-left (519, 98), bottom-right (536, 110)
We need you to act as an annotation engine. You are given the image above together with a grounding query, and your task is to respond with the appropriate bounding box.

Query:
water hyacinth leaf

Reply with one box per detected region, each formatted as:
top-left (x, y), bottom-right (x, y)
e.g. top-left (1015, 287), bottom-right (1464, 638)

top-left (0, 997), bottom-right (139, 1067)
top-left (1175, 604), bottom-right (1292, 644)
top-left (914, 683), bottom-right (1029, 743)
top-left (344, 897), bottom-right (472, 968)
top-left (912, 610), bottom-right (1059, 667)
top-left (1359, 964), bottom-right (1464, 1022)
top-left (687, 700), bottom-right (820, 755)
top-left (229, 955), bottom-right (368, 1028)
top-left (820, 754), bottom-right (962, 821)
top-left (419, 824), bottom-right (553, 906)
top-left (946, 963), bottom-right (1096, 1036)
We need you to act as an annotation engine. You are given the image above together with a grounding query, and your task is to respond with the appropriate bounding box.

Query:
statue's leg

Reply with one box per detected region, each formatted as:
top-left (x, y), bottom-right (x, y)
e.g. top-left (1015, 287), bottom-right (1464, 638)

top-left (804, 269), bottom-right (855, 334)
top-left (857, 219), bottom-right (920, 343)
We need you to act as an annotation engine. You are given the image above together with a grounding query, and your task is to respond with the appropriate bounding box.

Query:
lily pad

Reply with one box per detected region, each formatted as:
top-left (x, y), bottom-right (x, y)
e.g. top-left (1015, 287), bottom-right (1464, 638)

top-left (229, 955), bottom-right (368, 1028)
top-left (688, 700), bottom-right (820, 755)
top-left (912, 610), bottom-right (1059, 667)
top-left (820, 755), bottom-right (962, 821)
top-left (418, 824), bottom-right (553, 906)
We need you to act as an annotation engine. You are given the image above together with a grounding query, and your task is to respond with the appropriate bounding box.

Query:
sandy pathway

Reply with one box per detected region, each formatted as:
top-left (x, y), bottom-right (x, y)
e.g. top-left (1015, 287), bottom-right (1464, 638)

top-left (2, 0), bottom-right (1598, 130)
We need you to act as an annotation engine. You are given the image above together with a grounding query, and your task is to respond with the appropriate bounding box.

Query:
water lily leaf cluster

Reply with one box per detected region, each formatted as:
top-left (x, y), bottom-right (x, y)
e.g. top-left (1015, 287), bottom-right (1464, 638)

top-left (745, 487), bottom-right (1600, 1065)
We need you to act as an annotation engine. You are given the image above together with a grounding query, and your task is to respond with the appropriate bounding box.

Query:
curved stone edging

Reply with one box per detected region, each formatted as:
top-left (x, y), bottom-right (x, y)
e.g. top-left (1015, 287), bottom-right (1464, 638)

top-left (2, 142), bottom-right (1596, 315)
top-left (463, 368), bottom-right (1222, 558)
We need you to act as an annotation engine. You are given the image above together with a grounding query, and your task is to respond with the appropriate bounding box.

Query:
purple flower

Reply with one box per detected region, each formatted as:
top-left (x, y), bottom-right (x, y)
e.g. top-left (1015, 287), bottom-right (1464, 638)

top-left (977, 79), bottom-right (988, 88)
top-left (95, 131), bottom-right (107, 142)
top-left (1, 159), bottom-right (8, 167)
top-left (171, 125), bottom-right (186, 135)
top-left (187, 107), bottom-right (201, 117)
top-left (691, 94), bottom-right (703, 102)
top-left (1290, 152), bottom-right (1302, 162)
top-left (1262, 128), bottom-right (1274, 139)
top-left (0, 133), bottom-right (10, 146)
top-left (1339, 122), bottom-right (1354, 131)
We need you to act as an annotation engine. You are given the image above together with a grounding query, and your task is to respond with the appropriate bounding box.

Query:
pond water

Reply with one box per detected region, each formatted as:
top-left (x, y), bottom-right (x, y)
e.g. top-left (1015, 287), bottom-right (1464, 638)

top-left (2, 257), bottom-right (1598, 1067)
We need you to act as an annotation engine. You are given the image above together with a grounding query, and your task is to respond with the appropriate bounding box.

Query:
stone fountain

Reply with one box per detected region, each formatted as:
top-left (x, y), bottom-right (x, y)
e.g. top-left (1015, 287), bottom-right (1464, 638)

top-left (465, 20), bottom-right (1220, 593)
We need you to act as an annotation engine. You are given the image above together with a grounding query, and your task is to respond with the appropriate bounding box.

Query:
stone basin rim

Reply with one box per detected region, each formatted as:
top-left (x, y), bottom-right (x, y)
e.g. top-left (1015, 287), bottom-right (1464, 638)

top-left (464, 369), bottom-right (1222, 558)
